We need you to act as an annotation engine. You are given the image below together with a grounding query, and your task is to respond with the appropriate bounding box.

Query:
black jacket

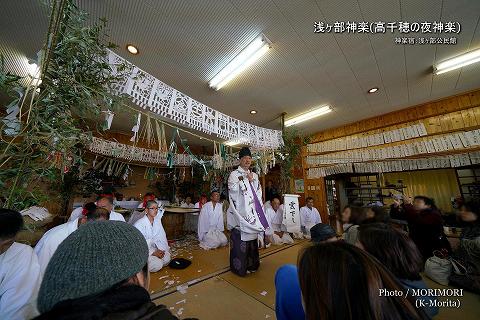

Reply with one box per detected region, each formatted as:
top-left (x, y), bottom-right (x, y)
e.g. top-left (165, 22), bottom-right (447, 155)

top-left (34, 285), bottom-right (189, 320)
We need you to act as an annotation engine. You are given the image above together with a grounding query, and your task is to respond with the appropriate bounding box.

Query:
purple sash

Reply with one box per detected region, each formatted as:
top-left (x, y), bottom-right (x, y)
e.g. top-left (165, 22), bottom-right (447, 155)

top-left (248, 181), bottom-right (269, 229)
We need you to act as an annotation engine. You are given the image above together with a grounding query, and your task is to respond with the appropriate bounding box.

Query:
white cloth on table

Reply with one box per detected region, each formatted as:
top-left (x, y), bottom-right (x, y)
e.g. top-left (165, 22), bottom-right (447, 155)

top-left (134, 214), bottom-right (171, 272)
top-left (0, 242), bottom-right (41, 320)
top-left (198, 201), bottom-right (227, 249)
top-left (34, 219), bottom-right (79, 276)
top-left (227, 166), bottom-right (265, 241)
top-left (299, 206), bottom-right (322, 235)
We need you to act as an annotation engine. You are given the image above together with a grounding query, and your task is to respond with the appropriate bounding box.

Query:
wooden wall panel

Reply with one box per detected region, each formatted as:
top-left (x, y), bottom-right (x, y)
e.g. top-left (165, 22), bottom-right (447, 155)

top-left (310, 89), bottom-right (480, 144)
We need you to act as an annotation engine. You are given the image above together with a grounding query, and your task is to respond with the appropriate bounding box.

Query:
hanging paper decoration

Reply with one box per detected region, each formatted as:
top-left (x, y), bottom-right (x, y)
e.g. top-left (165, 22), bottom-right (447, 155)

top-left (130, 113), bottom-right (141, 143)
top-left (107, 49), bottom-right (283, 150)
top-left (212, 141), bottom-right (223, 170)
top-left (102, 110), bottom-right (114, 130)
top-left (2, 87), bottom-right (24, 136)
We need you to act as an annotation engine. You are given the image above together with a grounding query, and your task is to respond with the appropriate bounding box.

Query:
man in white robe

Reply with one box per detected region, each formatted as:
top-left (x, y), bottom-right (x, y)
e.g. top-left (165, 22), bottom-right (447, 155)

top-left (134, 200), bottom-right (171, 272)
top-left (198, 191), bottom-right (228, 250)
top-left (1, 209), bottom-right (41, 320)
top-left (96, 196), bottom-right (126, 222)
top-left (35, 207), bottom-right (110, 276)
top-left (227, 147), bottom-right (268, 276)
top-left (299, 197), bottom-right (322, 238)
top-left (265, 197), bottom-right (294, 245)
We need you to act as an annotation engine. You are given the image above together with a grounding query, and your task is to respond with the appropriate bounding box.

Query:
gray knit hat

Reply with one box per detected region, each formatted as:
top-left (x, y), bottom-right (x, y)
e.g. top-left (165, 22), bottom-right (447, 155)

top-left (37, 221), bottom-right (149, 313)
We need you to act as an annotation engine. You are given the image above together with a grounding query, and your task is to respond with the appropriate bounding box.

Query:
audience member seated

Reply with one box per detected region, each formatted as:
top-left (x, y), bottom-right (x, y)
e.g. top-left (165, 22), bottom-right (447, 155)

top-left (194, 195), bottom-right (208, 209)
top-left (0, 209), bottom-right (41, 320)
top-left (197, 191), bottom-right (228, 250)
top-left (134, 200), bottom-right (171, 272)
top-left (449, 200), bottom-right (480, 293)
top-left (297, 242), bottom-right (429, 320)
top-left (310, 223), bottom-right (337, 243)
top-left (340, 205), bottom-right (352, 231)
top-left (96, 195), bottom-right (126, 222)
top-left (343, 206), bottom-right (366, 245)
top-left (137, 193), bottom-right (156, 209)
top-left (68, 202), bottom-right (97, 222)
top-left (364, 204), bottom-right (390, 223)
top-left (181, 196), bottom-right (195, 208)
top-left (357, 223), bottom-right (439, 318)
top-left (275, 224), bottom-right (340, 320)
top-left (299, 197), bottom-right (322, 238)
top-left (34, 221), bottom-right (179, 319)
top-left (35, 205), bottom-right (109, 276)
top-left (265, 196), bottom-right (294, 245)
top-left (392, 195), bottom-right (450, 260)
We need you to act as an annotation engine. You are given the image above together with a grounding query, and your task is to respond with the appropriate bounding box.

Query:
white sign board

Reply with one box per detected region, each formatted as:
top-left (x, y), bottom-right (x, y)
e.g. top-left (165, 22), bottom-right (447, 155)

top-left (283, 194), bottom-right (301, 233)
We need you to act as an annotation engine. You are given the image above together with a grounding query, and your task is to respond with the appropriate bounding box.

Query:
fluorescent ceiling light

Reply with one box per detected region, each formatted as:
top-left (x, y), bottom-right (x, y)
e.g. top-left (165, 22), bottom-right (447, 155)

top-left (209, 34), bottom-right (271, 90)
top-left (126, 44), bottom-right (139, 55)
top-left (285, 106), bottom-right (332, 127)
top-left (434, 48), bottom-right (480, 75)
top-left (225, 137), bottom-right (248, 146)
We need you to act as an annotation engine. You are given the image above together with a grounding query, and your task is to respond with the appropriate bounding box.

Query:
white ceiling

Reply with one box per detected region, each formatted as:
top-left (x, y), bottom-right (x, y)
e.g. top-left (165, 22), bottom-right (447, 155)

top-left (2, 0), bottom-right (480, 142)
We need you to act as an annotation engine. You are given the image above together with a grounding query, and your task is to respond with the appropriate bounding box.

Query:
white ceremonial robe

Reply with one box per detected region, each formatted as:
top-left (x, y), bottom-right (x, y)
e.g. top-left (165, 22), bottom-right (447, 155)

top-left (69, 206), bottom-right (125, 222)
top-left (299, 206), bottom-right (322, 236)
top-left (68, 206), bottom-right (83, 222)
top-left (34, 219), bottom-right (79, 276)
top-left (227, 166), bottom-right (265, 241)
top-left (134, 215), bottom-right (171, 272)
top-left (110, 210), bottom-right (126, 222)
top-left (197, 201), bottom-right (227, 250)
top-left (265, 207), bottom-right (294, 245)
top-left (0, 243), bottom-right (41, 320)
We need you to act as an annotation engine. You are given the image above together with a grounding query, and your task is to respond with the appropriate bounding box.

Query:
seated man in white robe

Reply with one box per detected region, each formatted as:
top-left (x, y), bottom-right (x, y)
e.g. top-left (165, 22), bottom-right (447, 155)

top-left (35, 205), bottom-right (110, 276)
top-left (265, 196), bottom-right (294, 245)
top-left (0, 209), bottom-right (41, 320)
top-left (181, 196), bottom-right (195, 208)
top-left (197, 191), bottom-right (228, 250)
top-left (134, 200), bottom-right (171, 272)
top-left (96, 195), bottom-right (126, 222)
top-left (299, 197), bottom-right (322, 238)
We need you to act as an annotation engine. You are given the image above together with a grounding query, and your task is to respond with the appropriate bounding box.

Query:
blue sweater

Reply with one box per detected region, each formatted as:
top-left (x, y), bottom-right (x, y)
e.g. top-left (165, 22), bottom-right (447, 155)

top-left (275, 265), bottom-right (305, 320)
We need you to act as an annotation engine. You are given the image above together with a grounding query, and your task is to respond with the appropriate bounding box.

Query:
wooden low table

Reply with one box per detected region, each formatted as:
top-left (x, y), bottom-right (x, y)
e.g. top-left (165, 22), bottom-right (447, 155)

top-left (163, 206), bottom-right (200, 240)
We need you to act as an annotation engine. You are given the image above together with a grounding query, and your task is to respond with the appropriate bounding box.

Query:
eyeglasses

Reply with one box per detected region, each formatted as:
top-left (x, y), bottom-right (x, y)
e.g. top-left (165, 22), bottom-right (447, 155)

top-left (147, 207), bottom-right (158, 210)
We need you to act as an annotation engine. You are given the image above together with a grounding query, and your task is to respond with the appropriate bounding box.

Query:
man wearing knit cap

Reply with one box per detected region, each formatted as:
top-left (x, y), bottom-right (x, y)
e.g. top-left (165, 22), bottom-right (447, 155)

top-left (35, 221), bottom-right (178, 319)
top-left (227, 146), bottom-right (268, 276)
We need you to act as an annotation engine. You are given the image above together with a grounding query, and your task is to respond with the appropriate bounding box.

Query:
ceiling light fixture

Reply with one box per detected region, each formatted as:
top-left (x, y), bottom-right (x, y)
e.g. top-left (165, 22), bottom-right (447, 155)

top-left (126, 44), bottom-right (139, 55)
top-left (285, 106), bottom-right (332, 127)
top-left (209, 34), bottom-right (271, 91)
top-left (250, 110), bottom-right (257, 114)
top-left (368, 87), bottom-right (379, 93)
top-left (434, 48), bottom-right (480, 75)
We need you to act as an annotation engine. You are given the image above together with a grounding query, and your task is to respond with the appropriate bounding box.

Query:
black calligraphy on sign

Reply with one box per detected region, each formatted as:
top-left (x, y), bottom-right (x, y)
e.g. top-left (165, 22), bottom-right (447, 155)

top-left (289, 201), bottom-right (296, 223)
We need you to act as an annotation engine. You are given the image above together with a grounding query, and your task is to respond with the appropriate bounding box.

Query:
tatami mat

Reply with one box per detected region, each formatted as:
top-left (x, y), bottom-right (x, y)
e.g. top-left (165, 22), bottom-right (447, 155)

top-left (155, 276), bottom-right (276, 320)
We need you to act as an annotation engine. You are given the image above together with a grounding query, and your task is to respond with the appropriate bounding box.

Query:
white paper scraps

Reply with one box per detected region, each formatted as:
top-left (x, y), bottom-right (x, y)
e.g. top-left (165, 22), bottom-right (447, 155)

top-left (176, 299), bottom-right (186, 305)
top-left (177, 307), bottom-right (184, 316)
top-left (177, 284), bottom-right (189, 294)
top-left (166, 280), bottom-right (175, 285)
top-left (158, 275), bottom-right (169, 280)
top-left (197, 270), bottom-right (202, 273)
top-left (169, 307), bottom-right (174, 310)
top-left (150, 290), bottom-right (154, 294)
top-left (260, 291), bottom-right (268, 296)
top-left (265, 315), bottom-right (271, 319)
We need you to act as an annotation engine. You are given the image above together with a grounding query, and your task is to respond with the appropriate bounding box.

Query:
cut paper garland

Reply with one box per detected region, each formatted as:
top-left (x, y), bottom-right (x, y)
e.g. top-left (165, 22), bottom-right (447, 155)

top-left (107, 49), bottom-right (283, 150)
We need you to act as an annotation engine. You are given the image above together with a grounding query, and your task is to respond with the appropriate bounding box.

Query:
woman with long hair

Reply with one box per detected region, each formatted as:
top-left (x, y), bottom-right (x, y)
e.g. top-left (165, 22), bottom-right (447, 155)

top-left (357, 223), bottom-right (438, 318)
top-left (297, 241), bottom-right (429, 320)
